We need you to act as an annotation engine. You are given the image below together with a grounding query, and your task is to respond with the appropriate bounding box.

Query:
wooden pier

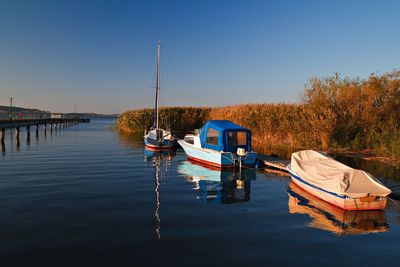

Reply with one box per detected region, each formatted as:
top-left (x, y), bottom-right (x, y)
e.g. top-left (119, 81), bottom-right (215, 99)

top-left (256, 154), bottom-right (290, 175)
top-left (0, 117), bottom-right (90, 143)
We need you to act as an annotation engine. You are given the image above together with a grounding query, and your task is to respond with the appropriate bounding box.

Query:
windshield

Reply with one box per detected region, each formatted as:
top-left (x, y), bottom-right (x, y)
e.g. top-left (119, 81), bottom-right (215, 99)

top-left (206, 128), bottom-right (219, 146)
top-left (228, 131), bottom-right (247, 146)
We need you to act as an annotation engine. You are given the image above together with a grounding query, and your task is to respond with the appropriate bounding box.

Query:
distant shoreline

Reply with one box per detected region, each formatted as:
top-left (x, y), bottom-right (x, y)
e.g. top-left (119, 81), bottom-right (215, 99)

top-left (0, 105), bottom-right (119, 119)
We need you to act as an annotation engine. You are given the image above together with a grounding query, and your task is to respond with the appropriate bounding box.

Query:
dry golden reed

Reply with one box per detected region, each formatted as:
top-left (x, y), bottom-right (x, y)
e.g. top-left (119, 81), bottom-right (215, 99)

top-left (117, 106), bottom-right (211, 135)
top-left (118, 70), bottom-right (400, 159)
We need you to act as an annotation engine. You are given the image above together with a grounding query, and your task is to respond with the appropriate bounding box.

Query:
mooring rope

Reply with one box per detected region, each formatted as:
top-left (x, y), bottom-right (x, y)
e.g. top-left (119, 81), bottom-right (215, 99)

top-left (388, 196), bottom-right (400, 208)
top-left (220, 154), bottom-right (260, 170)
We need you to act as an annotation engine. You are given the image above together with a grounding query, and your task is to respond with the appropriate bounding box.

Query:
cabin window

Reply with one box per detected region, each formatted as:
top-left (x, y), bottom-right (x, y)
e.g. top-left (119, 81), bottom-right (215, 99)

top-left (228, 131), bottom-right (247, 146)
top-left (206, 128), bottom-right (219, 146)
top-left (184, 136), bottom-right (194, 145)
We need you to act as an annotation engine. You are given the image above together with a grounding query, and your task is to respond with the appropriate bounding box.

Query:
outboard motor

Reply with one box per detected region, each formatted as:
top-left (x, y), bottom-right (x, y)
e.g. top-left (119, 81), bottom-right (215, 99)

top-left (236, 148), bottom-right (247, 170)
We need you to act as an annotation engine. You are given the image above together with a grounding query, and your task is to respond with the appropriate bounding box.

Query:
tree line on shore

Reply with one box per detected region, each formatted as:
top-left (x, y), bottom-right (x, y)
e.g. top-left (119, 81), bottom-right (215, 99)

top-left (117, 69), bottom-right (400, 159)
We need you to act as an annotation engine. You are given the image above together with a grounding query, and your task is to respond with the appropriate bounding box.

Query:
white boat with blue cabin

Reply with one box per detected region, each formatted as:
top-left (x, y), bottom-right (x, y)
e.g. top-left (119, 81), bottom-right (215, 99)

top-left (178, 120), bottom-right (257, 168)
top-left (144, 41), bottom-right (177, 149)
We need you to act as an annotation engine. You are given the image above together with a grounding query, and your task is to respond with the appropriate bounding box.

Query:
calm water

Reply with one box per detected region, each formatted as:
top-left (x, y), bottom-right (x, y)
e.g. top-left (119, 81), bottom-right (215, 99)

top-left (1, 118), bottom-right (400, 266)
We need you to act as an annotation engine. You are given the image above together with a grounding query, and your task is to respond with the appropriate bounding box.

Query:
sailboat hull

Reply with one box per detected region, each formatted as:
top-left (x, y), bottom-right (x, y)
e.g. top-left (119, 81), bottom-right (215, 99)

top-left (144, 136), bottom-right (177, 149)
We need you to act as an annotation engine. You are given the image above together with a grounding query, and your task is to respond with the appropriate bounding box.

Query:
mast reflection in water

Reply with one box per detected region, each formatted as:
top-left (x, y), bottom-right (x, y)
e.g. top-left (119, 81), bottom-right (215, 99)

top-left (144, 147), bottom-right (176, 239)
top-left (178, 159), bottom-right (256, 204)
top-left (287, 182), bottom-right (389, 235)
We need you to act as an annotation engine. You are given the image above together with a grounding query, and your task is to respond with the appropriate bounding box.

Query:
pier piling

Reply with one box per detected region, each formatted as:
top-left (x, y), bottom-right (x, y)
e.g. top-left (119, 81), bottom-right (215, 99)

top-left (15, 127), bottom-right (20, 148)
top-left (1, 128), bottom-right (5, 143)
top-left (26, 126), bottom-right (31, 145)
top-left (15, 127), bottom-right (20, 138)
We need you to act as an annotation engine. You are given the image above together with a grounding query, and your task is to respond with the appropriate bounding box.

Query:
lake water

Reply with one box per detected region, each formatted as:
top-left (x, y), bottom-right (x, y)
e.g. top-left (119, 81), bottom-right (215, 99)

top-left (1, 118), bottom-right (400, 266)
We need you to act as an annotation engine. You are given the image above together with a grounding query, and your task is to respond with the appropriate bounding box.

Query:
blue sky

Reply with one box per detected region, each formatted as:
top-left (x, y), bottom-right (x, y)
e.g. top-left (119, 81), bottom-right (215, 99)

top-left (1, 0), bottom-right (399, 114)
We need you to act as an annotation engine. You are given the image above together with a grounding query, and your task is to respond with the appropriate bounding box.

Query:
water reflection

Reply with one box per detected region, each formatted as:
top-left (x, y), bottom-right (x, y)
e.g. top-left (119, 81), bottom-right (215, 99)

top-left (15, 135), bottom-right (20, 150)
top-left (287, 182), bottom-right (389, 235)
top-left (26, 133), bottom-right (31, 147)
top-left (144, 147), bottom-right (176, 240)
top-left (1, 140), bottom-right (5, 155)
top-left (118, 131), bottom-right (144, 148)
top-left (178, 160), bottom-right (255, 204)
top-left (332, 153), bottom-right (400, 183)
top-left (144, 147), bottom-right (176, 163)
top-left (253, 144), bottom-right (295, 161)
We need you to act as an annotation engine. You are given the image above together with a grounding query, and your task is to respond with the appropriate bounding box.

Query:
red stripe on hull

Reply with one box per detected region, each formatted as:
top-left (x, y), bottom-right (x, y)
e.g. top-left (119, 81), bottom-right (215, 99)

top-left (187, 155), bottom-right (234, 168)
top-left (145, 143), bottom-right (170, 149)
top-left (145, 146), bottom-right (170, 151)
top-left (186, 159), bottom-right (226, 171)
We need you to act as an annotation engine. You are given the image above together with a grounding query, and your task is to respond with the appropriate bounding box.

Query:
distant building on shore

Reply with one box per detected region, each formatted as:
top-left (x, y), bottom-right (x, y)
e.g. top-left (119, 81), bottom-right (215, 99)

top-left (51, 113), bottom-right (65, 118)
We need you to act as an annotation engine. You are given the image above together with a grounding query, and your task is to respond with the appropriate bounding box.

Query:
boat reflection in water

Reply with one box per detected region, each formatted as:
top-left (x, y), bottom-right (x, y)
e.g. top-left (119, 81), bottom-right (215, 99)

top-left (144, 146), bottom-right (176, 163)
top-left (144, 147), bottom-right (176, 239)
top-left (287, 182), bottom-right (389, 235)
top-left (178, 159), bottom-right (256, 204)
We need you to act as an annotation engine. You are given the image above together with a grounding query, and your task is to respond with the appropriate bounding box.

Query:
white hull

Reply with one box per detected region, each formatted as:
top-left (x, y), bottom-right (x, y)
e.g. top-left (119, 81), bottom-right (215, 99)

top-left (178, 139), bottom-right (257, 168)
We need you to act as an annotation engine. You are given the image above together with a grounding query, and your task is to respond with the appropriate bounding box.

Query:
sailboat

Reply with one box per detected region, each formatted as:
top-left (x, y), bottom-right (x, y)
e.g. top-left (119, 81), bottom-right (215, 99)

top-left (144, 41), bottom-right (177, 149)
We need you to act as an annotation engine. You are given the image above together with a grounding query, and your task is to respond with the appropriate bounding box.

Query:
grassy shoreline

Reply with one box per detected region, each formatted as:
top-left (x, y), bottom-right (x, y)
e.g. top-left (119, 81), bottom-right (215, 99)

top-left (117, 70), bottom-right (400, 164)
top-left (117, 104), bottom-right (400, 166)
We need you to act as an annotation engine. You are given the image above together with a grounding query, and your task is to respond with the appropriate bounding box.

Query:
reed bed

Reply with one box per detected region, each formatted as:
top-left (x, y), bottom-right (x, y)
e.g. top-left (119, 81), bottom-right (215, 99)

top-left (118, 70), bottom-right (400, 160)
top-left (117, 106), bottom-right (211, 135)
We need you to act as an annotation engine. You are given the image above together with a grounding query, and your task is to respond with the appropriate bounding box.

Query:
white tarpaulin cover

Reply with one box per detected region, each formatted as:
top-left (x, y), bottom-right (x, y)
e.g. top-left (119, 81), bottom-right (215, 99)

top-left (290, 150), bottom-right (391, 197)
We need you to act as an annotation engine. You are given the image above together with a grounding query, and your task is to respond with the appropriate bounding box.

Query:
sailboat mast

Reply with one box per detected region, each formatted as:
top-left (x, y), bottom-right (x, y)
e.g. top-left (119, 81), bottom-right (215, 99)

top-left (154, 40), bottom-right (161, 129)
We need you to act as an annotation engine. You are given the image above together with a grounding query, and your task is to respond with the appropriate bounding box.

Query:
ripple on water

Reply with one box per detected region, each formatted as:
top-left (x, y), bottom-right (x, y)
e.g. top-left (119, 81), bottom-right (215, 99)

top-left (0, 118), bottom-right (400, 265)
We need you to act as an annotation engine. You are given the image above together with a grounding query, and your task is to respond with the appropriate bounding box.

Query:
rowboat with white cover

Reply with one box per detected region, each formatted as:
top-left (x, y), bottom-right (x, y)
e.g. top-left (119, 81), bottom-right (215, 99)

top-left (287, 150), bottom-right (391, 210)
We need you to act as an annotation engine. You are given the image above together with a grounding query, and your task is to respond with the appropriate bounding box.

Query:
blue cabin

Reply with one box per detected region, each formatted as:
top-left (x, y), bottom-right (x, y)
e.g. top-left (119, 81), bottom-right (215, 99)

top-left (198, 120), bottom-right (252, 153)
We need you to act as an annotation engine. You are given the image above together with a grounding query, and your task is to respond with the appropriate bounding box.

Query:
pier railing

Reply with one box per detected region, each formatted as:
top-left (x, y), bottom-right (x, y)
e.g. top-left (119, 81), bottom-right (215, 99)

top-left (0, 113), bottom-right (51, 119)
top-left (0, 117), bottom-right (90, 143)
top-left (0, 118), bottom-right (89, 129)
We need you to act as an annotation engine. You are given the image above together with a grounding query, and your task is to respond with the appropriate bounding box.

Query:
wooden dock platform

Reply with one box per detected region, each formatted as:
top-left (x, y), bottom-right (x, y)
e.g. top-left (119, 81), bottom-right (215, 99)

top-left (257, 154), bottom-right (290, 173)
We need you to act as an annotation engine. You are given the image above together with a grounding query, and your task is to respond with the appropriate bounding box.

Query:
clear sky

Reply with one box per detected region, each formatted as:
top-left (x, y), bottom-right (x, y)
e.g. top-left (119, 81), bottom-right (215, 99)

top-left (1, 0), bottom-right (399, 114)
